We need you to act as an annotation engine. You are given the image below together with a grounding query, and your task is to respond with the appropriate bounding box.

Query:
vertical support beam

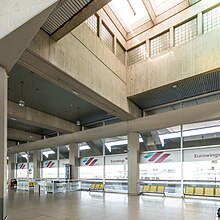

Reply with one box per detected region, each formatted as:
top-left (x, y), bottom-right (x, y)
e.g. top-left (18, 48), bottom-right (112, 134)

top-left (113, 36), bottom-right (117, 55)
top-left (197, 12), bottom-right (203, 35)
top-left (103, 138), bottom-right (106, 185)
top-left (0, 66), bottom-right (8, 219)
top-left (128, 132), bottom-right (139, 196)
top-left (57, 132), bottom-right (60, 180)
top-left (146, 40), bottom-right (150, 59)
top-left (180, 125), bottom-right (184, 197)
top-left (33, 150), bottom-right (41, 179)
top-left (8, 154), bottom-right (16, 184)
top-left (170, 27), bottom-right (174, 47)
top-left (98, 16), bottom-right (102, 38)
top-left (125, 51), bottom-right (128, 67)
top-left (57, 146), bottom-right (60, 180)
top-left (69, 143), bottom-right (79, 179)
top-left (27, 151), bottom-right (29, 181)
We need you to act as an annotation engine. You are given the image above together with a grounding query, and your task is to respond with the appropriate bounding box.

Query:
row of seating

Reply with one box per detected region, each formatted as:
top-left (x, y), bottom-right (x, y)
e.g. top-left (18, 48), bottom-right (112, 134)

top-left (89, 183), bottom-right (105, 192)
top-left (142, 185), bottom-right (165, 195)
top-left (185, 186), bottom-right (220, 197)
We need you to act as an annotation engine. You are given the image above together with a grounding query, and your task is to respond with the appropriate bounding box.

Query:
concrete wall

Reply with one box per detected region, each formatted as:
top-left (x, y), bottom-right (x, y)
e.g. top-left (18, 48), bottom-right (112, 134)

top-left (27, 24), bottom-right (140, 119)
top-left (127, 28), bottom-right (220, 97)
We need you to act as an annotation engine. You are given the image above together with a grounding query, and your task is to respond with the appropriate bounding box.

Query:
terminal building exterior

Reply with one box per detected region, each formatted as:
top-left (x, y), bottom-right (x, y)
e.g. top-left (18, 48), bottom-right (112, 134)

top-left (1, 0), bottom-right (220, 219)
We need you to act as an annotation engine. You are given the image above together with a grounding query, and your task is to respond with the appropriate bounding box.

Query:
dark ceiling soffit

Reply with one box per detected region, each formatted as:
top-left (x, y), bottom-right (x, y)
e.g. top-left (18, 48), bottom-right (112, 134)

top-left (52, 0), bottom-right (112, 41)
top-left (129, 70), bottom-right (220, 110)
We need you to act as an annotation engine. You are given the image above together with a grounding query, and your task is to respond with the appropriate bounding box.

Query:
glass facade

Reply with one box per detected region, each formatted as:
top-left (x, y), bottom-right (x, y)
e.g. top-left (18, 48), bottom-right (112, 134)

top-left (127, 43), bottom-right (146, 66)
top-left (203, 5), bottom-right (220, 33)
top-left (12, 119), bottom-right (220, 197)
top-left (116, 40), bottom-right (125, 64)
top-left (174, 17), bottom-right (197, 46)
top-left (85, 14), bottom-right (98, 35)
top-left (150, 31), bottom-right (170, 56)
top-left (101, 22), bottom-right (114, 52)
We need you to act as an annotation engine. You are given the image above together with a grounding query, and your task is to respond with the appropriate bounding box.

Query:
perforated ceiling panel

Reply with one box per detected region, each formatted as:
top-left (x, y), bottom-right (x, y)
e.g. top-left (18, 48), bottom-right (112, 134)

top-left (130, 70), bottom-right (220, 110)
top-left (42, 0), bottom-right (93, 35)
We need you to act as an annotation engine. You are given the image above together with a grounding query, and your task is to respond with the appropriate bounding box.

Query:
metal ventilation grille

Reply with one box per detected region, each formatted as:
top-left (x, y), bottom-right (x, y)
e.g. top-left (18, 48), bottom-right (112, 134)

top-left (42, 0), bottom-right (93, 35)
top-left (130, 70), bottom-right (220, 109)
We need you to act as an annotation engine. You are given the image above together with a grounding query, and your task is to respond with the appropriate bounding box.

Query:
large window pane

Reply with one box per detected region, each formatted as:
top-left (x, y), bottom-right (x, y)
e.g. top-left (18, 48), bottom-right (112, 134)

top-left (85, 14), bottom-right (98, 35)
top-left (127, 43), bottom-right (146, 66)
top-left (174, 17), bottom-right (197, 46)
top-left (17, 152), bottom-right (28, 179)
top-left (203, 5), bottom-right (220, 33)
top-left (41, 147), bottom-right (58, 179)
top-left (150, 31), bottom-right (169, 56)
top-left (101, 22), bottom-right (114, 52)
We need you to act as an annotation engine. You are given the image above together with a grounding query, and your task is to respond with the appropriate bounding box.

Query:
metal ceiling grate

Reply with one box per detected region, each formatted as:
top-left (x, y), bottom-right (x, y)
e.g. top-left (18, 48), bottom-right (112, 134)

top-left (42, 0), bottom-right (93, 35)
top-left (130, 70), bottom-right (220, 110)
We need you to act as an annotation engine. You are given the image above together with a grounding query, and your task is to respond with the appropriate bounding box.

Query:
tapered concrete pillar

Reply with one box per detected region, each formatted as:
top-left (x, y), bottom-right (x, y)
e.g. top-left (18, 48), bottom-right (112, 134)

top-left (128, 132), bottom-right (140, 196)
top-left (0, 66), bottom-right (8, 219)
top-left (33, 150), bottom-right (41, 179)
top-left (8, 154), bottom-right (16, 183)
top-left (69, 143), bottom-right (79, 179)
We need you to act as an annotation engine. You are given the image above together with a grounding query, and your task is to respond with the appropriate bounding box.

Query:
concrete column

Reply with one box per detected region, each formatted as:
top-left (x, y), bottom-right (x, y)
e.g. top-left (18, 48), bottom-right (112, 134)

top-left (197, 12), bottom-right (203, 35)
top-left (27, 151), bottom-right (29, 181)
top-left (69, 143), bottom-right (79, 179)
top-left (113, 36), bottom-right (117, 55)
top-left (8, 154), bottom-right (16, 183)
top-left (170, 27), bottom-right (174, 47)
top-left (146, 40), bottom-right (150, 59)
top-left (128, 132), bottom-right (139, 196)
top-left (0, 66), bottom-right (8, 219)
top-left (33, 150), bottom-right (41, 179)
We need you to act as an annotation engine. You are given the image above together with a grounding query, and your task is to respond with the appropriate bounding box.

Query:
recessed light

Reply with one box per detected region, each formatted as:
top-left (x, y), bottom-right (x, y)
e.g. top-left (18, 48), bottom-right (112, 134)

top-left (70, 104), bottom-right (73, 107)
top-left (172, 85), bottom-right (177, 89)
top-left (72, 90), bottom-right (79, 95)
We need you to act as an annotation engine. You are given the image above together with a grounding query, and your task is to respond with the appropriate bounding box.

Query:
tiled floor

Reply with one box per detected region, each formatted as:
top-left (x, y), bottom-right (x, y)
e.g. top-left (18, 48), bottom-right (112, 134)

top-left (7, 190), bottom-right (220, 220)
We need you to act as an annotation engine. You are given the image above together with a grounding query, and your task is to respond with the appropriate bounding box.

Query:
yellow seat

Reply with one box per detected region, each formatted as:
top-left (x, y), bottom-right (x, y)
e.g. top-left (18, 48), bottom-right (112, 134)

top-left (157, 186), bottom-right (165, 193)
top-left (99, 184), bottom-right (105, 190)
top-left (149, 185), bottom-right (157, 193)
top-left (204, 188), bottom-right (214, 196)
top-left (215, 188), bottom-right (220, 197)
top-left (143, 185), bottom-right (150, 193)
top-left (95, 184), bottom-right (100, 190)
top-left (90, 184), bottom-right (96, 190)
top-left (185, 186), bottom-right (194, 195)
top-left (194, 187), bottom-right (204, 196)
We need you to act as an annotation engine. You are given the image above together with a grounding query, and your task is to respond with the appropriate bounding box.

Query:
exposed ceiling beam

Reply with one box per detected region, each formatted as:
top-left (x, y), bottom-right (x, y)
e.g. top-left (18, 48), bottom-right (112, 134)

top-left (0, 0), bottom-right (58, 72)
top-left (142, 0), bottom-right (156, 24)
top-left (8, 100), bottom-right (220, 154)
top-left (52, 0), bottom-right (112, 41)
top-left (8, 128), bottom-right (42, 142)
top-left (8, 101), bottom-right (80, 133)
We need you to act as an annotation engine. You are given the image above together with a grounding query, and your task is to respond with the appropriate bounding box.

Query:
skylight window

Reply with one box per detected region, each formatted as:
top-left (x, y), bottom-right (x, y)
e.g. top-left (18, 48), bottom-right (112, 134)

top-left (150, 0), bottom-right (184, 16)
top-left (109, 0), bottom-right (150, 32)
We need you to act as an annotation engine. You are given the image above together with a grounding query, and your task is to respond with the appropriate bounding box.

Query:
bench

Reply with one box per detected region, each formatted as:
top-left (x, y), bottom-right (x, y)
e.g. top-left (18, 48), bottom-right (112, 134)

top-left (142, 185), bottom-right (165, 196)
top-left (89, 183), bottom-right (105, 192)
top-left (184, 187), bottom-right (220, 197)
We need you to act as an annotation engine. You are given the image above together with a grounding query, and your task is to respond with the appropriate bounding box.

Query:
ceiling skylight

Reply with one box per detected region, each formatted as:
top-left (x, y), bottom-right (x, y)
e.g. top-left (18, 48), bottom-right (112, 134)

top-left (150, 0), bottom-right (184, 16)
top-left (109, 0), bottom-right (150, 32)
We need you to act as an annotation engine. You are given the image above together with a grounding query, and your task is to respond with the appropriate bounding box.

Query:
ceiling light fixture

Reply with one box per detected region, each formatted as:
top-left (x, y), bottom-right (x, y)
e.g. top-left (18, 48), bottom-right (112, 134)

top-left (76, 106), bottom-right (81, 126)
top-left (19, 81), bottom-right (25, 107)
